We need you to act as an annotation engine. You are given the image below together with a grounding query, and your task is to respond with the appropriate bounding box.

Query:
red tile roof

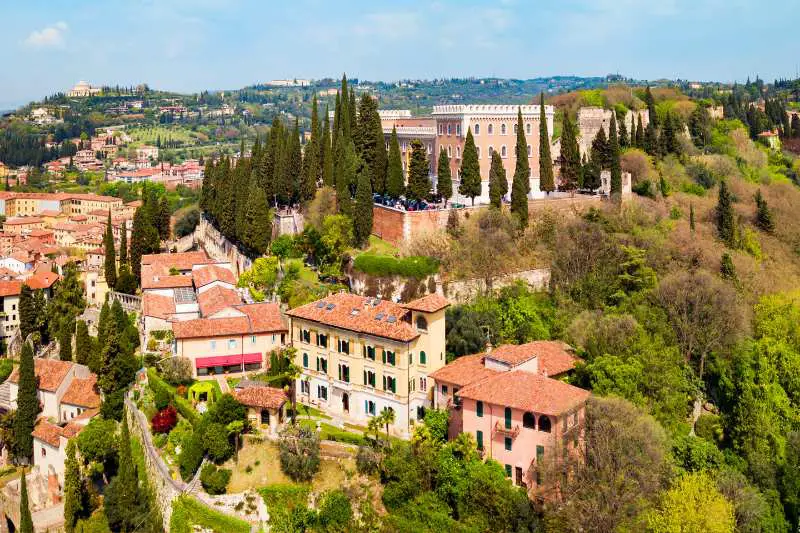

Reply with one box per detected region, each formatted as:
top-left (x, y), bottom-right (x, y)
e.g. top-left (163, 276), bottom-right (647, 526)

top-left (141, 265), bottom-right (194, 290)
top-left (457, 370), bottom-right (590, 417)
top-left (9, 359), bottom-right (72, 392)
top-left (401, 293), bottom-right (450, 313)
top-left (32, 419), bottom-right (64, 448)
top-left (485, 344), bottom-right (539, 366)
top-left (234, 386), bottom-right (288, 409)
top-left (25, 270), bottom-right (60, 290)
top-left (193, 265), bottom-right (237, 288)
top-left (485, 341), bottom-right (579, 376)
top-left (0, 280), bottom-right (22, 297)
top-left (142, 292), bottom-right (176, 320)
top-left (3, 217), bottom-right (43, 226)
top-left (235, 303), bottom-right (286, 333)
top-left (61, 376), bottom-right (101, 408)
top-left (287, 293), bottom-right (418, 342)
top-left (198, 286), bottom-right (241, 317)
top-left (173, 303), bottom-right (285, 339)
top-left (141, 251), bottom-right (210, 271)
top-left (429, 354), bottom-right (501, 387)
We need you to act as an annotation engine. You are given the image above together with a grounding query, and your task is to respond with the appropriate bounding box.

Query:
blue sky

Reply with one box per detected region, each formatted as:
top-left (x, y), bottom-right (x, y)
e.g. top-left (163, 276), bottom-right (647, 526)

top-left (1, 0), bottom-right (798, 108)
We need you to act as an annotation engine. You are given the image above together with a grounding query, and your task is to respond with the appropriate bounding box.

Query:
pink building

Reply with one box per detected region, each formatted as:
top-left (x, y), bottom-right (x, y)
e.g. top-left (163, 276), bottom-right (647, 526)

top-left (430, 341), bottom-right (589, 493)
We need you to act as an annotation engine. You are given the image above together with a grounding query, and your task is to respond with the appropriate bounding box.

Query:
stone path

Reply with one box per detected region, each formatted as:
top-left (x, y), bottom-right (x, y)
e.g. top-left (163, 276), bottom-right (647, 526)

top-left (216, 374), bottom-right (231, 394)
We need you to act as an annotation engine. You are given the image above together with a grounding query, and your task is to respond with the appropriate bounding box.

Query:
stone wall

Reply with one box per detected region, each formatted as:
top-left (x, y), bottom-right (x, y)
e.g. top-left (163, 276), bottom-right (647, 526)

top-left (194, 217), bottom-right (253, 277)
top-left (578, 107), bottom-right (650, 157)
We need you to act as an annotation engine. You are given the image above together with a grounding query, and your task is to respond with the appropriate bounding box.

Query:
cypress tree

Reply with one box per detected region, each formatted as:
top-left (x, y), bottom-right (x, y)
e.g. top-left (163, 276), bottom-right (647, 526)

top-left (59, 323), bottom-right (73, 361)
top-left (75, 320), bottom-right (92, 366)
top-left (97, 301), bottom-right (110, 354)
top-left (118, 220), bottom-right (127, 265)
top-left (618, 111), bottom-right (629, 147)
top-left (436, 147), bottom-right (452, 203)
top-left (355, 94), bottom-right (387, 194)
top-left (105, 412), bottom-right (139, 532)
top-left (353, 161), bottom-right (373, 247)
top-left (103, 211), bottom-right (117, 290)
top-left (349, 88), bottom-right (357, 141)
top-left (559, 112), bottom-right (581, 192)
top-left (337, 140), bottom-right (357, 217)
top-left (18, 285), bottom-right (36, 342)
top-left (63, 439), bottom-right (84, 533)
top-left (459, 129), bottom-right (481, 206)
top-left (98, 331), bottom-right (137, 398)
top-left (14, 341), bottom-right (39, 462)
top-left (322, 105), bottom-right (334, 187)
top-left (792, 114), bottom-right (800, 138)
top-left (19, 474), bottom-right (33, 533)
top-left (716, 180), bottom-right (736, 246)
top-left (446, 208), bottom-right (460, 238)
top-left (332, 91), bottom-right (342, 157)
top-left (488, 151), bottom-right (507, 208)
top-left (386, 127), bottom-right (404, 199)
top-left (609, 113), bottom-right (622, 197)
top-left (406, 140), bottom-right (431, 202)
top-left (643, 122), bottom-right (658, 156)
top-left (511, 108), bottom-right (531, 224)
top-left (582, 155), bottom-right (601, 191)
top-left (287, 120), bottom-right (303, 205)
top-left (300, 136), bottom-right (318, 204)
top-left (130, 206), bottom-right (159, 283)
top-left (310, 95), bottom-right (321, 172)
top-left (644, 86), bottom-right (658, 128)
top-left (690, 203), bottom-right (696, 231)
top-left (538, 93), bottom-right (555, 194)
top-left (635, 114), bottom-right (644, 148)
top-left (158, 196), bottom-right (171, 240)
top-left (754, 189), bottom-right (775, 233)
top-left (720, 252), bottom-right (737, 282)
top-left (242, 181), bottom-right (272, 255)
top-left (370, 110), bottom-right (388, 195)
top-left (590, 127), bottom-right (610, 169)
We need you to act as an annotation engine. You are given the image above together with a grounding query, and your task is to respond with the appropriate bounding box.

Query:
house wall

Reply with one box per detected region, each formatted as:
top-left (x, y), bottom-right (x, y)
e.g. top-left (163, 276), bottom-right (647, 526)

top-left (244, 404), bottom-right (286, 436)
top-left (1, 294), bottom-right (20, 341)
top-left (174, 331), bottom-right (285, 378)
top-left (33, 438), bottom-right (66, 484)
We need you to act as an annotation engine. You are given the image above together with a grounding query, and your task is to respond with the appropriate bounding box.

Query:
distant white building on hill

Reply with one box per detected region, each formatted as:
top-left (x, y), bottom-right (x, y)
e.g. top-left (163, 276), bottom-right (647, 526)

top-left (67, 81), bottom-right (101, 97)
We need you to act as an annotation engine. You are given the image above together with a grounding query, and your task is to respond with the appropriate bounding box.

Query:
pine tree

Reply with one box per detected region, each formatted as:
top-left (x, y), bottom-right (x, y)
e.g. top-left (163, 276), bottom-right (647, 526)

top-left (644, 86), bottom-right (658, 128)
top-left (105, 413), bottom-right (139, 532)
top-left (118, 220), bottom-right (128, 265)
top-left (19, 473), bottom-right (33, 533)
top-left (386, 127), bottom-right (404, 199)
top-left (406, 140), bottom-right (431, 202)
top-left (436, 147), bottom-right (452, 203)
top-left (538, 93), bottom-right (555, 194)
top-left (353, 161), bottom-right (373, 247)
top-left (609, 113), bottom-right (622, 197)
top-left (635, 114), bottom-right (644, 148)
top-left (488, 151), bottom-right (507, 208)
top-left (459, 129), bottom-right (481, 206)
top-left (18, 285), bottom-right (36, 342)
top-left (720, 252), bottom-right (737, 282)
top-left (63, 439), bottom-right (85, 533)
top-left (690, 203), bottom-right (696, 231)
top-left (14, 341), bottom-right (39, 462)
top-left (59, 323), bottom-right (73, 361)
top-left (103, 211), bottom-right (117, 290)
top-left (618, 111), bottom-right (629, 147)
top-left (559, 112), bottom-right (581, 192)
top-left (75, 320), bottom-right (92, 367)
top-left (322, 105), bottom-right (334, 187)
top-left (716, 180), bottom-right (736, 246)
top-left (754, 189), bottom-right (775, 233)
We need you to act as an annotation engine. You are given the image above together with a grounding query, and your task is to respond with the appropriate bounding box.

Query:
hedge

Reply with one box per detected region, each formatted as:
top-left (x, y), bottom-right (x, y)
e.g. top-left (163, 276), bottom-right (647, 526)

top-left (169, 496), bottom-right (250, 533)
top-left (0, 359), bottom-right (14, 383)
top-left (147, 368), bottom-right (200, 426)
top-left (258, 484), bottom-right (309, 512)
top-left (353, 254), bottom-right (439, 279)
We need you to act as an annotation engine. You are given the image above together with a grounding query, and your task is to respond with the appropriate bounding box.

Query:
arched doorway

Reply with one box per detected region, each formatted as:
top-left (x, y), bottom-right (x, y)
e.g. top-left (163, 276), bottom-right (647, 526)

top-left (342, 393), bottom-right (350, 413)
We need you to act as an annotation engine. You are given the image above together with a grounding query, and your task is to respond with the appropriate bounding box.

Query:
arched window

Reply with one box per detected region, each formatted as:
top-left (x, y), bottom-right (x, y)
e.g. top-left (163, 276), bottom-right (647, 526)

top-left (501, 145), bottom-right (507, 158)
top-left (526, 123), bottom-right (531, 135)
top-left (488, 123), bottom-right (494, 135)
top-left (501, 123), bottom-right (507, 135)
top-left (538, 415), bottom-right (551, 433)
top-left (527, 145), bottom-right (532, 157)
top-left (514, 123), bottom-right (518, 134)
top-left (416, 315), bottom-right (428, 331)
top-left (447, 146), bottom-right (452, 157)
top-left (476, 147), bottom-right (481, 159)
top-left (523, 412), bottom-right (535, 428)
top-left (456, 146), bottom-right (461, 158)
top-left (474, 124), bottom-right (480, 135)
top-left (488, 146), bottom-right (494, 157)
top-left (447, 124), bottom-right (452, 135)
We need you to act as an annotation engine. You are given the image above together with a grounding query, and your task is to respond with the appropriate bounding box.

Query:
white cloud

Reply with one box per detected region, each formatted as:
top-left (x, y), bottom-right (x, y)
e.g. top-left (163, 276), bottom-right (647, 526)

top-left (24, 21), bottom-right (68, 48)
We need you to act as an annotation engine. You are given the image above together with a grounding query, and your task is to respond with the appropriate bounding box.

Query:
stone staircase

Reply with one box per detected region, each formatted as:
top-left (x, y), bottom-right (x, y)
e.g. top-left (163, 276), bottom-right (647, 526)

top-left (0, 381), bottom-right (11, 411)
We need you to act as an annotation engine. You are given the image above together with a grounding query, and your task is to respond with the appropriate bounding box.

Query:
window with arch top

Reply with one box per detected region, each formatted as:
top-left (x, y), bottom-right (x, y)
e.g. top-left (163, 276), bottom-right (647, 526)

top-left (488, 123), bottom-right (494, 135)
top-left (501, 145), bottom-right (507, 158)
top-left (523, 412), bottom-right (535, 428)
top-left (538, 415), bottom-right (552, 433)
top-left (501, 123), bottom-right (507, 135)
top-left (416, 315), bottom-right (428, 331)
top-left (474, 124), bottom-right (480, 135)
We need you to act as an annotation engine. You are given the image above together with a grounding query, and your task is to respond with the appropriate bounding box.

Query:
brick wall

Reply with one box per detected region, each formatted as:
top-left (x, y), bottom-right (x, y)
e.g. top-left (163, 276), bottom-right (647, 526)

top-left (371, 206), bottom-right (406, 245)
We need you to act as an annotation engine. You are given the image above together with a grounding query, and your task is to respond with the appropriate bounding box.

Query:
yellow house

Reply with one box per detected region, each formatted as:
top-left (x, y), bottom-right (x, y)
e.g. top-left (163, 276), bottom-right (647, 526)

top-left (0, 163), bottom-right (8, 178)
top-left (172, 303), bottom-right (288, 378)
top-left (287, 293), bottom-right (449, 438)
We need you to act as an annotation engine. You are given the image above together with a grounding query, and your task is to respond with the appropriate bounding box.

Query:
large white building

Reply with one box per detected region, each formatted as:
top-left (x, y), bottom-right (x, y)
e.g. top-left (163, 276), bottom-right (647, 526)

top-left (67, 81), bottom-right (101, 98)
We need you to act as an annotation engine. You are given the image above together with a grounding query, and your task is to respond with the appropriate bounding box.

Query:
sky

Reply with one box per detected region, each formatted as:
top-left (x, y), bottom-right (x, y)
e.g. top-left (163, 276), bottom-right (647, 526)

top-left (1, 0), bottom-right (799, 109)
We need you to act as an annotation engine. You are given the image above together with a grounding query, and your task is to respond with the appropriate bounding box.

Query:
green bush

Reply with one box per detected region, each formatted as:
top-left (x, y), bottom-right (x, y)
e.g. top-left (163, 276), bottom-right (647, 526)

top-left (353, 254), bottom-right (439, 279)
top-left (200, 463), bottom-right (231, 495)
top-left (695, 414), bottom-right (724, 443)
top-left (170, 495), bottom-right (250, 533)
top-left (154, 386), bottom-right (171, 410)
top-left (0, 359), bottom-right (14, 382)
top-left (204, 422), bottom-right (232, 463)
top-left (148, 368), bottom-right (200, 426)
top-left (680, 182), bottom-right (706, 196)
top-left (178, 432), bottom-right (205, 481)
top-left (259, 484), bottom-right (310, 511)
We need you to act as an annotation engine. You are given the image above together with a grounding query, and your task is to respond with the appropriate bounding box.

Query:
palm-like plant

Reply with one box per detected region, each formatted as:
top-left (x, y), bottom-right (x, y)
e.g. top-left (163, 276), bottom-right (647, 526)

top-left (379, 407), bottom-right (395, 444)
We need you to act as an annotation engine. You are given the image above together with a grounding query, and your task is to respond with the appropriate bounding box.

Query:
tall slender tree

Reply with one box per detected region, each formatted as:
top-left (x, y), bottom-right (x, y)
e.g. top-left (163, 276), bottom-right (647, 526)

top-left (337, 140), bottom-right (357, 217)
top-left (104, 413), bottom-right (139, 532)
top-left (386, 127), bottom-right (404, 199)
top-left (118, 220), bottom-right (128, 265)
top-left (353, 162), bottom-right (373, 247)
top-left (322, 105), bottom-right (334, 187)
top-left (406, 140), bottom-right (431, 202)
top-left (635, 114), bottom-right (644, 148)
top-left (242, 181), bottom-right (272, 255)
top-left (75, 320), bottom-right (93, 367)
top-left (14, 341), bottom-right (39, 462)
top-left (538, 93), bottom-right (555, 194)
top-left (436, 147), bottom-right (452, 203)
top-left (103, 211), bottom-right (117, 289)
top-left (157, 196), bottom-right (171, 240)
top-left (63, 439), bottom-right (85, 533)
top-left (18, 285), bottom-right (36, 342)
top-left (690, 203), bottom-right (696, 231)
top-left (488, 151), bottom-right (507, 208)
top-left (130, 206), bottom-right (160, 283)
top-left (716, 180), bottom-right (736, 246)
top-left (559, 112), bottom-right (581, 193)
top-left (511, 108), bottom-right (531, 225)
top-left (609, 113), bottom-right (622, 197)
top-left (618, 110), bottom-right (629, 147)
top-left (459, 129), bottom-right (481, 206)
top-left (59, 323), bottom-right (73, 362)
top-left (754, 189), bottom-right (775, 233)
top-left (19, 474), bottom-right (33, 533)
top-left (644, 86), bottom-right (658, 128)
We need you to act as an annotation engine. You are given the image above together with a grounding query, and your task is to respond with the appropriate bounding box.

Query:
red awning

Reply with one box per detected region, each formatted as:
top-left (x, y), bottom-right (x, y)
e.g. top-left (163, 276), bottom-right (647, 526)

top-left (195, 353), bottom-right (262, 369)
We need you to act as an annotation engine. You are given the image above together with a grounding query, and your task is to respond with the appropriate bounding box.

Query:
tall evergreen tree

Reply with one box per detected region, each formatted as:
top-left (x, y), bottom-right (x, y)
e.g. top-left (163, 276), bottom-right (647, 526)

top-left (590, 127), bottom-right (610, 169)
top-left (300, 136), bottom-right (318, 204)
top-left (59, 323), bottom-right (73, 361)
top-left (19, 474), bottom-right (33, 533)
top-left (618, 110), bottom-right (629, 147)
top-left (104, 413), bottom-right (139, 532)
top-left (459, 129), bottom-right (481, 206)
top-left (488, 151), bottom-right (507, 208)
top-left (97, 301), bottom-right (110, 354)
top-left (18, 285), bottom-right (36, 342)
top-left (609, 113), bottom-right (622, 197)
top-left (14, 341), bottom-right (39, 462)
top-left (158, 196), bottom-right (171, 240)
top-left (386, 127), bottom-right (404, 199)
top-left (75, 320), bottom-right (92, 367)
top-left (355, 94), bottom-right (387, 194)
top-left (511, 108), bottom-right (531, 225)
top-left (643, 122), bottom-right (659, 156)
top-left (720, 252), bottom-right (737, 282)
top-left (337, 140), bottom-right (357, 217)
top-left (538, 93), bottom-right (555, 194)
top-left (792, 114), bottom-right (800, 138)
top-left (332, 91), bottom-right (342, 158)
top-left (436, 147), bottom-right (452, 203)
top-left (98, 331), bottom-right (137, 398)
top-left (754, 189), bottom-right (775, 233)
top-left (353, 161), bottom-right (373, 248)
top-left (690, 203), bottom-right (696, 231)
top-left (644, 86), bottom-right (658, 128)
top-left (635, 114), bottom-right (644, 148)
top-left (242, 181), bottom-right (272, 255)
top-left (63, 439), bottom-right (85, 533)
top-left (310, 95), bottom-right (321, 176)
top-left (406, 140), bottom-right (431, 202)
top-left (118, 220), bottom-right (128, 265)
top-left (286, 120), bottom-right (303, 205)
top-left (103, 211), bottom-right (117, 290)
top-left (559, 112), bottom-right (581, 192)
top-left (130, 206), bottom-right (160, 283)
top-left (716, 180), bottom-right (736, 246)
top-left (322, 105), bottom-right (334, 187)
top-left (348, 88), bottom-right (357, 141)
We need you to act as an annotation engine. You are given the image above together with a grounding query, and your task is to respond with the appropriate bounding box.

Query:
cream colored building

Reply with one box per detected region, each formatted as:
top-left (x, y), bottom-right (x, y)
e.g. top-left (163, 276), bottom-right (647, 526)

top-left (287, 293), bottom-right (449, 438)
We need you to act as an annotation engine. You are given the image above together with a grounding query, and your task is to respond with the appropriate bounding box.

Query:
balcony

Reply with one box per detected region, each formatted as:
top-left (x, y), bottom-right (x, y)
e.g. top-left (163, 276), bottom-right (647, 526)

top-left (494, 420), bottom-right (520, 438)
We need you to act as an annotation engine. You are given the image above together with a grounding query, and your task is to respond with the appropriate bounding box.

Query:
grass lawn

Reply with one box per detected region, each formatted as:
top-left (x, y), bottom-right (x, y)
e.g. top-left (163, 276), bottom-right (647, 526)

top-left (358, 235), bottom-right (399, 256)
top-left (170, 495), bottom-right (250, 533)
top-left (128, 125), bottom-right (200, 146)
top-left (296, 404), bottom-right (332, 420)
top-left (225, 441), bottom-right (354, 494)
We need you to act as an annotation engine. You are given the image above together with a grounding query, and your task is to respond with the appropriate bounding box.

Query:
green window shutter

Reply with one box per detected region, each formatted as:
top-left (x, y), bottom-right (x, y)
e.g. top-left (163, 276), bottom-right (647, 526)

top-left (505, 407), bottom-right (512, 429)
top-left (476, 430), bottom-right (483, 450)
top-left (363, 370), bottom-right (367, 385)
top-left (382, 350), bottom-right (386, 364)
top-left (303, 353), bottom-right (308, 368)
top-left (316, 357), bottom-right (319, 371)
top-left (505, 437), bottom-right (512, 451)
top-left (420, 351), bottom-right (426, 364)
top-left (477, 401), bottom-right (483, 417)
top-left (382, 375), bottom-right (387, 390)
top-left (536, 445), bottom-right (545, 462)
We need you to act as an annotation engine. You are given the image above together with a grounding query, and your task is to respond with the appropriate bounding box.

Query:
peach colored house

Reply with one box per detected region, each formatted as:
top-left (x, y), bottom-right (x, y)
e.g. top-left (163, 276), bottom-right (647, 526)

top-left (430, 341), bottom-right (589, 492)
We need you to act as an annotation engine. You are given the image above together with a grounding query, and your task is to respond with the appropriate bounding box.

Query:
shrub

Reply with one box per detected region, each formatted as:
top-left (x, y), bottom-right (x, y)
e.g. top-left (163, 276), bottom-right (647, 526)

top-left (0, 359), bottom-right (14, 382)
top-left (160, 357), bottom-right (193, 386)
top-left (200, 463), bottom-right (231, 495)
top-left (168, 418), bottom-right (193, 449)
top-left (317, 490), bottom-right (353, 532)
top-left (353, 253), bottom-right (439, 279)
top-left (259, 484), bottom-right (309, 511)
top-left (153, 386), bottom-right (171, 411)
top-left (680, 183), bottom-right (706, 196)
top-left (151, 406), bottom-right (178, 434)
top-left (174, 208), bottom-right (201, 238)
top-left (356, 446), bottom-right (381, 475)
top-left (695, 414), bottom-right (724, 443)
top-left (278, 426), bottom-right (320, 482)
top-left (687, 162), bottom-right (717, 189)
top-left (153, 432), bottom-right (168, 448)
top-left (178, 432), bottom-right (205, 481)
top-left (170, 495), bottom-right (250, 533)
top-left (204, 422), bottom-right (232, 463)
top-left (669, 206), bottom-right (682, 220)
top-left (632, 180), bottom-right (656, 199)
top-left (146, 338), bottom-right (158, 351)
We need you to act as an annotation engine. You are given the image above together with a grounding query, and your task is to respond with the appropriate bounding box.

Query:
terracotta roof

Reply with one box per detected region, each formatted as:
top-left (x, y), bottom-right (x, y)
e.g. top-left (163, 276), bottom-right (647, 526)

top-left (174, 302), bottom-right (285, 339)
top-left (141, 251), bottom-right (210, 271)
top-left (74, 407), bottom-right (99, 421)
top-left (457, 370), bottom-right (590, 417)
top-left (25, 270), bottom-right (60, 290)
top-left (9, 359), bottom-right (72, 392)
top-left (32, 419), bottom-right (64, 448)
top-left (233, 386), bottom-right (288, 409)
top-left (198, 286), bottom-right (241, 317)
top-left (37, 210), bottom-right (62, 217)
top-left (287, 293), bottom-right (419, 343)
top-left (529, 341), bottom-right (580, 377)
top-left (142, 292), bottom-right (176, 319)
top-left (193, 265), bottom-right (237, 288)
top-left (141, 265), bottom-right (194, 290)
top-left (61, 376), bottom-right (101, 408)
top-left (61, 422), bottom-right (85, 438)
top-left (0, 280), bottom-right (22, 296)
top-left (429, 354), bottom-right (501, 387)
top-left (401, 293), bottom-right (450, 313)
top-left (0, 267), bottom-right (19, 279)
top-left (4, 217), bottom-right (43, 226)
